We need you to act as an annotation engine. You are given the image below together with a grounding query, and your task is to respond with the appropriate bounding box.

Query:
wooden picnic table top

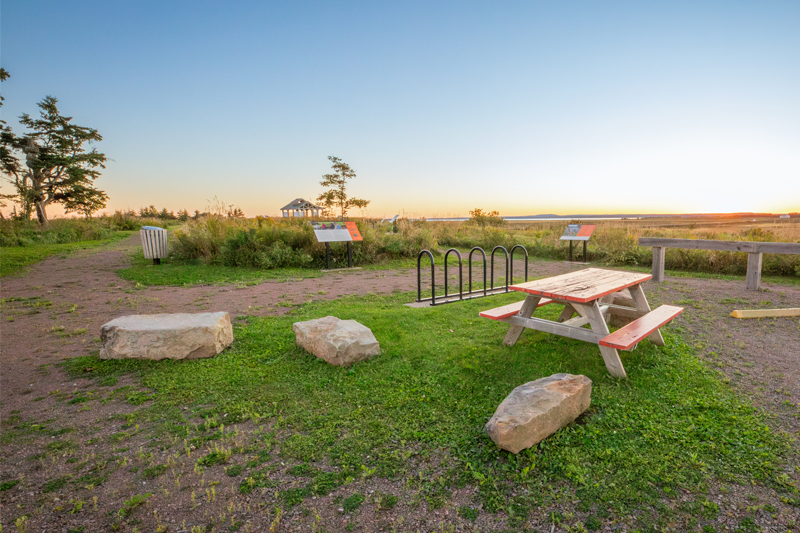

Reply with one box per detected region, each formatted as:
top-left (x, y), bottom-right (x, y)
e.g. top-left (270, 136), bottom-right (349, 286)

top-left (509, 268), bottom-right (652, 304)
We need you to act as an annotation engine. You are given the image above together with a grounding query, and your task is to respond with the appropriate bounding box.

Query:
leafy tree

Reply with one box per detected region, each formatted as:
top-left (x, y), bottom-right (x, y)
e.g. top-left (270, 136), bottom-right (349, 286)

top-left (13, 96), bottom-right (108, 224)
top-left (316, 156), bottom-right (370, 219)
top-left (177, 209), bottom-right (190, 221)
top-left (139, 205), bottom-right (159, 218)
top-left (469, 208), bottom-right (505, 227)
top-left (0, 68), bottom-right (23, 213)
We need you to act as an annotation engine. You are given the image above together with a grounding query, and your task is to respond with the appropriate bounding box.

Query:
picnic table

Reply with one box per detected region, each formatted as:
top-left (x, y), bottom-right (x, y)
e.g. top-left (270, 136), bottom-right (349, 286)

top-left (480, 268), bottom-right (683, 378)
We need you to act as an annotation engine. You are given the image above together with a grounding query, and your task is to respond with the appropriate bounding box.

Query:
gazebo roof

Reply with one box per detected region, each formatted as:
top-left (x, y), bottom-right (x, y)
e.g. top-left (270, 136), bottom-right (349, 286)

top-left (280, 198), bottom-right (321, 211)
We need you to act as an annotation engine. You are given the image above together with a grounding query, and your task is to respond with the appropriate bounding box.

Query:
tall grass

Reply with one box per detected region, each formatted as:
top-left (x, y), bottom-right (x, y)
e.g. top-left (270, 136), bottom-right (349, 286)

top-left (170, 216), bottom-right (437, 269)
top-left (0, 212), bottom-right (164, 247)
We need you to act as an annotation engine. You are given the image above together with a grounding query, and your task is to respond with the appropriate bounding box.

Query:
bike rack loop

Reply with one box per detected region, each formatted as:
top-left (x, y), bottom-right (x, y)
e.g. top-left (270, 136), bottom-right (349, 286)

top-left (443, 249), bottom-right (463, 301)
top-left (509, 244), bottom-right (529, 286)
top-left (468, 247), bottom-right (487, 297)
top-left (490, 246), bottom-right (509, 292)
top-left (417, 250), bottom-right (436, 305)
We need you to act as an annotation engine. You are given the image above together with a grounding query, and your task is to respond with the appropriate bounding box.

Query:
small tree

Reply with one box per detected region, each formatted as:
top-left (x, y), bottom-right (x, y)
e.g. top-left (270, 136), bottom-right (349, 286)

top-left (316, 156), bottom-right (370, 220)
top-left (14, 96), bottom-right (107, 225)
top-left (469, 208), bottom-right (505, 227)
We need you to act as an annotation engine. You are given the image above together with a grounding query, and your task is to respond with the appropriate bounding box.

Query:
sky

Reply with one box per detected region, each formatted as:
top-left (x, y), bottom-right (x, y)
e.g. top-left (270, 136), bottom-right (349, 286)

top-left (2, 1), bottom-right (799, 218)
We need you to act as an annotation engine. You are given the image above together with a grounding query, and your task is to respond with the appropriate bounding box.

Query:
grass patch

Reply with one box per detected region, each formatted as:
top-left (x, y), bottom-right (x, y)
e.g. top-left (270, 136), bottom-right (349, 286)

top-left (117, 255), bottom-right (322, 287)
top-left (61, 291), bottom-right (793, 519)
top-left (142, 464), bottom-right (168, 479)
top-left (0, 479), bottom-right (20, 491)
top-left (0, 232), bottom-right (132, 277)
top-left (342, 493), bottom-right (365, 513)
top-left (42, 476), bottom-right (70, 493)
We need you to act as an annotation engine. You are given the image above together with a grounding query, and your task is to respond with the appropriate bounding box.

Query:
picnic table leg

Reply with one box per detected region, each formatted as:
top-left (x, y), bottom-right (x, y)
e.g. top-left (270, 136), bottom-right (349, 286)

top-left (628, 284), bottom-right (665, 346)
top-left (557, 304), bottom-right (576, 323)
top-left (503, 295), bottom-right (541, 346)
top-left (573, 301), bottom-right (628, 379)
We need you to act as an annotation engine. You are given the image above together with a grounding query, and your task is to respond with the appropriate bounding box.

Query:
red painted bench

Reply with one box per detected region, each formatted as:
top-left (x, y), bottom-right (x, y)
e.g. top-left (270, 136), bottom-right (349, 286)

top-left (599, 304), bottom-right (684, 350)
top-left (479, 298), bottom-right (553, 320)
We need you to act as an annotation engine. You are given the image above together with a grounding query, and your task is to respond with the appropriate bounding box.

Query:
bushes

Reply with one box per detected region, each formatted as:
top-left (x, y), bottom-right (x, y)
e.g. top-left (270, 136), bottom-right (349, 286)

top-left (165, 216), bottom-right (800, 277)
top-left (168, 217), bottom-right (437, 268)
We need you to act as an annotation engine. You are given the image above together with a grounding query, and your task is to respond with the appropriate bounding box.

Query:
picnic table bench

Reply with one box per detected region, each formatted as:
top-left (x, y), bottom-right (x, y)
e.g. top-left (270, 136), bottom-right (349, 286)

top-left (480, 268), bottom-right (683, 378)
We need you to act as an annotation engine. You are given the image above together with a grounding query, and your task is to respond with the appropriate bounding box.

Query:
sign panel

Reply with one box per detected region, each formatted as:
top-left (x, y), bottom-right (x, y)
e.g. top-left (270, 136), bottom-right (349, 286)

top-left (311, 221), bottom-right (361, 243)
top-left (344, 222), bottom-right (363, 241)
top-left (559, 224), bottom-right (596, 241)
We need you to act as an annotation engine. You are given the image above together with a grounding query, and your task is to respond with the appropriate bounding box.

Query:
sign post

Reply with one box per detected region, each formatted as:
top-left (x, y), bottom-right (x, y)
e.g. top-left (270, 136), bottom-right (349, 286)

top-left (310, 221), bottom-right (363, 269)
top-left (559, 224), bottom-right (596, 262)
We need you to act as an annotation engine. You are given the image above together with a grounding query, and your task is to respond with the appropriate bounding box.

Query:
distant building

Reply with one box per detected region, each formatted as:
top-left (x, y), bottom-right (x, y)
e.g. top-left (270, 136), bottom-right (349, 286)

top-left (779, 214), bottom-right (790, 219)
top-left (281, 198), bottom-right (322, 218)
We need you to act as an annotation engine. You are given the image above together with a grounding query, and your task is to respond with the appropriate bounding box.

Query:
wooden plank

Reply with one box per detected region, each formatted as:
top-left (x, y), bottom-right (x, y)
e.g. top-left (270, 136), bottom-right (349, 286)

top-left (479, 298), bottom-right (552, 320)
top-left (652, 246), bottom-right (666, 282)
top-left (510, 268), bottom-right (651, 303)
top-left (573, 301), bottom-right (627, 378)
top-left (503, 296), bottom-right (541, 346)
top-left (500, 314), bottom-right (605, 344)
top-left (730, 308), bottom-right (800, 319)
top-left (599, 305), bottom-right (684, 350)
top-left (605, 303), bottom-right (648, 319)
top-left (628, 284), bottom-right (664, 346)
top-left (746, 252), bottom-right (762, 291)
top-left (639, 238), bottom-right (800, 255)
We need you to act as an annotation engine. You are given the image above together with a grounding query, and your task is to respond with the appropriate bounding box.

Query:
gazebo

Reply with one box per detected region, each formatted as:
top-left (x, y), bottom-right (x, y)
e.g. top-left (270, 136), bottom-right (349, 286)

top-left (280, 198), bottom-right (322, 218)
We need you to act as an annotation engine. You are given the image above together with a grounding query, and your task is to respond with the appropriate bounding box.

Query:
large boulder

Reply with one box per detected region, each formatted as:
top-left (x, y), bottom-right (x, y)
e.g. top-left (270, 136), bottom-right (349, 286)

top-left (485, 373), bottom-right (592, 454)
top-left (293, 316), bottom-right (380, 366)
top-left (100, 312), bottom-right (233, 360)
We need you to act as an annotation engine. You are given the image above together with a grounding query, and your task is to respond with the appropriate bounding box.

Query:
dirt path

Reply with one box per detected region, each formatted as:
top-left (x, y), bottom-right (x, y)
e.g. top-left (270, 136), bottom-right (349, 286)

top-left (1, 236), bottom-right (799, 532)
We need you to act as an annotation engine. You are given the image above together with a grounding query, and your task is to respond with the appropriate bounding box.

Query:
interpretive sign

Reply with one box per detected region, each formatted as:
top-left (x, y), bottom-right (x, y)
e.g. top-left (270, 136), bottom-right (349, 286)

top-left (311, 221), bottom-right (354, 243)
top-left (560, 225), bottom-right (596, 241)
top-left (310, 221), bottom-right (362, 269)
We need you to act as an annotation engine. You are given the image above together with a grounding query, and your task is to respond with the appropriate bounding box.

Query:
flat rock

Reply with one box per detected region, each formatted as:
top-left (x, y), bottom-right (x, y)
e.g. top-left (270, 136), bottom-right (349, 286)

top-left (485, 373), bottom-right (592, 454)
top-left (293, 316), bottom-right (380, 366)
top-left (100, 312), bottom-right (233, 360)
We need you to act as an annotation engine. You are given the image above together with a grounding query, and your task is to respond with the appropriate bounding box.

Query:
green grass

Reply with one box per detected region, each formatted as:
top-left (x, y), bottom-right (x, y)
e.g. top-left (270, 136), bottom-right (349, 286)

top-left (62, 291), bottom-right (794, 520)
top-left (117, 255), bottom-right (324, 286)
top-left (0, 231), bottom-right (133, 277)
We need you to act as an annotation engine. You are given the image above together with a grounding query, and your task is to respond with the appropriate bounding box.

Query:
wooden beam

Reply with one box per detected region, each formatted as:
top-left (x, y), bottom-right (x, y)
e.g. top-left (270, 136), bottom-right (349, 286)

top-left (639, 238), bottom-right (800, 255)
top-left (652, 246), bottom-right (666, 282)
top-left (730, 308), bottom-right (800, 319)
top-left (746, 252), bottom-right (762, 291)
top-left (500, 315), bottom-right (605, 344)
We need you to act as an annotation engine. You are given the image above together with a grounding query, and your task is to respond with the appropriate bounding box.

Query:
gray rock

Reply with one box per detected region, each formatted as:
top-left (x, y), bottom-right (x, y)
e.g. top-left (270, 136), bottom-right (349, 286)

top-left (485, 373), bottom-right (592, 454)
top-left (100, 312), bottom-right (233, 360)
top-left (293, 316), bottom-right (380, 366)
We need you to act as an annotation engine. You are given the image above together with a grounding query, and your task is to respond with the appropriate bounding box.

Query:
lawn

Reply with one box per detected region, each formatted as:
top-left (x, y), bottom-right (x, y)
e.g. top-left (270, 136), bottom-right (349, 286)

top-left (0, 231), bottom-right (133, 277)
top-left (62, 290), bottom-right (796, 529)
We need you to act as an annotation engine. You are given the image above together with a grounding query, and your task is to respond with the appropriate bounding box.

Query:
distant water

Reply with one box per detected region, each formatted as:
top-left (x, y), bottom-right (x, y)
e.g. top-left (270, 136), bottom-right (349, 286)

top-left (412, 217), bottom-right (630, 222)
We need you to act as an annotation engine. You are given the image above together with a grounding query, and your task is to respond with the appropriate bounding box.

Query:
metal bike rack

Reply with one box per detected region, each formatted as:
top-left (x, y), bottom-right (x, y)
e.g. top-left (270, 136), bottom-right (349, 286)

top-left (468, 247), bottom-right (487, 297)
top-left (416, 244), bottom-right (529, 306)
top-left (509, 244), bottom-right (529, 285)
top-left (417, 250), bottom-right (436, 305)
top-left (490, 246), bottom-right (509, 293)
top-left (443, 249), bottom-right (463, 301)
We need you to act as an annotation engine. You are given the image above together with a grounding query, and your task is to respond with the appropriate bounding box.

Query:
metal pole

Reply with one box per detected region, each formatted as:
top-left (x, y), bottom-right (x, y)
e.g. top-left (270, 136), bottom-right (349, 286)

top-left (569, 241), bottom-right (573, 262)
top-left (583, 241), bottom-right (587, 262)
top-left (325, 242), bottom-right (331, 269)
top-left (347, 242), bottom-right (353, 267)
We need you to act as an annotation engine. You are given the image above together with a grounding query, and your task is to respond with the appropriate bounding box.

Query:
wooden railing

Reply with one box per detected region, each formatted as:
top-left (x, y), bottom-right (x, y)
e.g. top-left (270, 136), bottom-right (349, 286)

top-left (638, 238), bottom-right (800, 290)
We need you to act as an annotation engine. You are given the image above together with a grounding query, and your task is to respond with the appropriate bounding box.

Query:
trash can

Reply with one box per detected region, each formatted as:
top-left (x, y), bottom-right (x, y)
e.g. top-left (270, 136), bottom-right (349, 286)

top-left (140, 226), bottom-right (168, 265)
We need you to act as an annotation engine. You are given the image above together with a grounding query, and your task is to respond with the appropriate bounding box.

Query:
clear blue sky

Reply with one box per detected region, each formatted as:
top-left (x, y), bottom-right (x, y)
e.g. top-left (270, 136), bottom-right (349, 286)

top-left (2, 1), bottom-right (799, 217)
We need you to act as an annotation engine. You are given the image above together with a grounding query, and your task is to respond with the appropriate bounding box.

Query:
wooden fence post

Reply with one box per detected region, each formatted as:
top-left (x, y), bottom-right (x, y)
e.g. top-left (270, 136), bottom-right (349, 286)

top-left (746, 252), bottom-right (762, 290)
top-left (652, 246), bottom-right (666, 282)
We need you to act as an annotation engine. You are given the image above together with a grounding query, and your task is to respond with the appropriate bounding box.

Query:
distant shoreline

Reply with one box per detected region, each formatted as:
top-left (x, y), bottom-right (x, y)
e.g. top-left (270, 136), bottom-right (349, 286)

top-left (411, 213), bottom-right (793, 222)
